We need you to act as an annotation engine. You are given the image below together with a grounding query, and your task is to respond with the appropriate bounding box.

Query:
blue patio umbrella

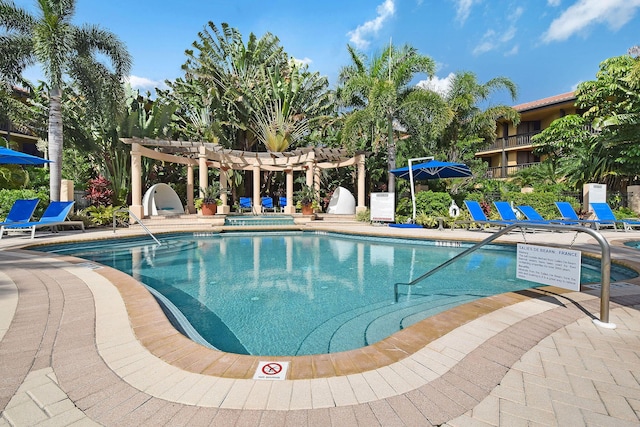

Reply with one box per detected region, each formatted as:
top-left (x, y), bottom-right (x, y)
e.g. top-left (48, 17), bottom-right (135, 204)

top-left (391, 158), bottom-right (472, 221)
top-left (0, 146), bottom-right (51, 165)
top-left (390, 159), bottom-right (472, 180)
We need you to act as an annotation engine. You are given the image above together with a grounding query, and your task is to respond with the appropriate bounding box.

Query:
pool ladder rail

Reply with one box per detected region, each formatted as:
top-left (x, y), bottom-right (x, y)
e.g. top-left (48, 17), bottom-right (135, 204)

top-left (113, 207), bottom-right (161, 245)
top-left (394, 223), bottom-right (615, 328)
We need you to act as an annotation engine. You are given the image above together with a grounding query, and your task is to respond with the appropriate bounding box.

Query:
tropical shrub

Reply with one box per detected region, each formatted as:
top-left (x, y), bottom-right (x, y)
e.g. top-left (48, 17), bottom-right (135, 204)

top-left (82, 205), bottom-right (127, 226)
top-left (0, 165), bottom-right (29, 189)
top-left (356, 208), bottom-right (371, 222)
top-left (0, 189), bottom-right (48, 219)
top-left (613, 206), bottom-right (638, 219)
top-left (396, 190), bottom-right (453, 218)
top-left (85, 176), bottom-right (114, 207)
top-left (502, 191), bottom-right (579, 220)
top-left (415, 212), bottom-right (438, 227)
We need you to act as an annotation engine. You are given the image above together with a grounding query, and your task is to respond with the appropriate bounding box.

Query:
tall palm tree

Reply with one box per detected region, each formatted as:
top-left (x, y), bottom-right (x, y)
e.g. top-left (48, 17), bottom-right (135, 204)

top-left (435, 71), bottom-right (519, 163)
top-left (338, 43), bottom-right (449, 191)
top-left (0, 0), bottom-right (131, 201)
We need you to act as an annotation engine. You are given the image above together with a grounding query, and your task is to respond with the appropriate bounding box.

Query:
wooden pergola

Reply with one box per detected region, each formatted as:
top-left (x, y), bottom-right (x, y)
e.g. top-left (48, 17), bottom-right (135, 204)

top-left (121, 138), bottom-right (367, 218)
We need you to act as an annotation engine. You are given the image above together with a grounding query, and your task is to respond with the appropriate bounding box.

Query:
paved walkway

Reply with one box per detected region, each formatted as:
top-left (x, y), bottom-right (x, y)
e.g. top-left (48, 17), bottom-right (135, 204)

top-left (0, 224), bottom-right (639, 426)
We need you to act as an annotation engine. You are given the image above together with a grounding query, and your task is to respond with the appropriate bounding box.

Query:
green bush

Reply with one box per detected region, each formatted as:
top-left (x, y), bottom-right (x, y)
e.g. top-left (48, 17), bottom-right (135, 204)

top-left (396, 190), bottom-right (453, 218)
top-left (501, 191), bottom-right (578, 220)
top-left (0, 189), bottom-right (49, 220)
top-left (614, 206), bottom-right (638, 219)
top-left (356, 208), bottom-right (371, 222)
top-left (82, 205), bottom-right (128, 226)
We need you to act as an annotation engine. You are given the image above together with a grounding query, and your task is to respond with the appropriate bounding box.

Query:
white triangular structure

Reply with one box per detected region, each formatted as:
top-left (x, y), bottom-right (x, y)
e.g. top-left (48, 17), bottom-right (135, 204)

top-left (142, 183), bottom-right (184, 216)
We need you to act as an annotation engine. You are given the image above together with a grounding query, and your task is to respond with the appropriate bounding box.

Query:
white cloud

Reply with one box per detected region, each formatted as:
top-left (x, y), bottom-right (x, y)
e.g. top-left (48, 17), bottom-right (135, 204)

top-left (127, 75), bottom-right (166, 92)
top-left (473, 31), bottom-right (497, 55)
top-left (547, 0), bottom-right (561, 6)
top-left (453, 0), bottom-right (481, 24)
top-left (347, 0), bottom-right (395, 49)
top-left (292, 57), bottom-right (313, 67)
top-left (505, 45), bottom-right (519, 56)
top-left (472, 7), bottom-right (522, 55)
top-left (417, 73), bottom-right (455, 95)
top-left (542, 0), bottom-right (640, 43)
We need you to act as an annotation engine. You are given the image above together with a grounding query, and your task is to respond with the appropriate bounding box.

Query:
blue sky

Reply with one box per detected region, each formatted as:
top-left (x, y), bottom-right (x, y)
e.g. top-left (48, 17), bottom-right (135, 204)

top-left (19, 0), bottom-right (640, 106)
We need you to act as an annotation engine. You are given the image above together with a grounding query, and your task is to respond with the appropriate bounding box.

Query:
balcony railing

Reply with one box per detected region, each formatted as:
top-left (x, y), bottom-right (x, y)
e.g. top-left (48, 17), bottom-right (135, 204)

top-left (479, 131), bottom-right (541, 153)
top-left (485, 162), bottom-right (539, 178)
top-left (0, 120), bottom-right (36, 136)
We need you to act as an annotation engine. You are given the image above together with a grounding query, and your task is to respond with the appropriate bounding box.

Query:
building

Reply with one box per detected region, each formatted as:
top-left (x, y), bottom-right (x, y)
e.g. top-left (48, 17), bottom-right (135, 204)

top-left (475, 91), bottom-right (578, 178)
top-left (0, 86), bottom-right (41, 156)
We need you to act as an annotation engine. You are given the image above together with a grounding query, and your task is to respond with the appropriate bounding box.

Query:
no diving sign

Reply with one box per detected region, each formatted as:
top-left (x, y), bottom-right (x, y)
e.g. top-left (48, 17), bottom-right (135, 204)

top-left (253, 361), bottom-right (289, 380)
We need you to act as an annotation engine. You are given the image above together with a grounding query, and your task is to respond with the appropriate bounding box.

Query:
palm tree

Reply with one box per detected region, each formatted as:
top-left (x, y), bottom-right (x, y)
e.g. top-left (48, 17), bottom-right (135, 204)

top-left (0, 0), bottom-right (131, 201)
top-left (251, 61), bottom-right (334, 152)
top-left (338, 43), bottom-right (449, 191)
top-left (179, 22), bottom-right (288, 151)
top-left (435, 71), bottom-right (519, 163)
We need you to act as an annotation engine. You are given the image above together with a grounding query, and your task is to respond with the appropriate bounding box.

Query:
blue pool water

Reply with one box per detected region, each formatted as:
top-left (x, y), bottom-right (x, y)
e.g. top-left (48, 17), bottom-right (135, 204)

top-left (625, 241), bottom-right (640, 249)
top-left (36, 232), bottom-right (636, 356)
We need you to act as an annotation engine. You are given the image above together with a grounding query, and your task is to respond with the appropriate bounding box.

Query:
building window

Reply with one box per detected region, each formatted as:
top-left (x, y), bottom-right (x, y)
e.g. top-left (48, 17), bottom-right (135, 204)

top-left (517, 151), bottom-right (539, 165)
top-left (517, 121), bottom-right (541, 134)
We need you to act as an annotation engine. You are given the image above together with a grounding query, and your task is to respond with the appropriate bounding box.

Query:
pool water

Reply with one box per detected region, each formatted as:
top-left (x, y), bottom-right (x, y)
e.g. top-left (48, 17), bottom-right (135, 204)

top-left (625, 241), bottom-right (640, 249)
top-left (36, 232), bottom-right (636, 356)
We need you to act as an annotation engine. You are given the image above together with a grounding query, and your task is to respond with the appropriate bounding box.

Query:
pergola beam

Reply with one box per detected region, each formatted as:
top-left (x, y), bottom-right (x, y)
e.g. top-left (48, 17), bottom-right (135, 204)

top-left (122, 137), bottom-right (367, 216)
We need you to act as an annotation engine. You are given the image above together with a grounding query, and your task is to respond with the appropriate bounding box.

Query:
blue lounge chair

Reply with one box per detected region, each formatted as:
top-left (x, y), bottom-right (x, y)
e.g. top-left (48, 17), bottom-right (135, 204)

top-left (239, 197), bottom-right (253, 213)
top-left (455, 200), bottom-right (510, 229)
top-left (493, 201), bottom-right (525, 222)
top-left (1, 201), bottom-right (84, 239)
top-left (261, 196), bottom-right (275, 212)
top-left (517, 205), bottom-right (588, 229)
top-left (516, 205), bottom-right (551, 223)
top-left (279, 196), bottom-right (287, 212)
top-left (554, 202), bottom-right (602, 229)
top-left (0, 199), bottom-right (39, 227)
top-left (517, 205), bottom-right (583, 225)
top-left (590, 202), bottom-right (640, 231)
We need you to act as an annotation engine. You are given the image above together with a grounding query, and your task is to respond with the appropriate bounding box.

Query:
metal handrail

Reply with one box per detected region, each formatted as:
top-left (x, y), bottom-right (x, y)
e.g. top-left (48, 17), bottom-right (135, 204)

top-left (113, 208), bottom-right (161, 245)
top-left (394, 223), bottom-right (614, 327)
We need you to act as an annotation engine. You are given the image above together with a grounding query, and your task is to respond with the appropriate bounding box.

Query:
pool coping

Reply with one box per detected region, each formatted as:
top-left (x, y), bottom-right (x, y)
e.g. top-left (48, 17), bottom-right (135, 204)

top-left (19, 229), bottom-right (640, 384)
top-left (3, 225), bottom-right (640, 416)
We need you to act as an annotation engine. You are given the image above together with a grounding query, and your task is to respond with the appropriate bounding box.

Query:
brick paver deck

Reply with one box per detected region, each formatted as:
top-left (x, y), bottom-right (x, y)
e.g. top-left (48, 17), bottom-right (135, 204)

top-left (0, 225), bottom-right (639, 426)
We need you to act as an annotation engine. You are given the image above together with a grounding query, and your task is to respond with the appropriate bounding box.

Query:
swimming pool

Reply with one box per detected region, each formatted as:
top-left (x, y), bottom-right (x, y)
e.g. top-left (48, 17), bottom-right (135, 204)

top-left (36, 231), bottom-right (636, 356)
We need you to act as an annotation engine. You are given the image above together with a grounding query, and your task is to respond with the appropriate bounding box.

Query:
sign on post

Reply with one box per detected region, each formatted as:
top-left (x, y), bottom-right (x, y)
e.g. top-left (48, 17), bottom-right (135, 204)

top-left (516, 243), bottom-right (582, 291)
top-left (370, 192), bottom-right (395, 222)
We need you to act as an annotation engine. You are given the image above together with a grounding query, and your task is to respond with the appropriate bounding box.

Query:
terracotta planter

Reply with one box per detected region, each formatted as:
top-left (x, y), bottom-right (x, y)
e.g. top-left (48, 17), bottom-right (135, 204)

top-left (301, 204), bottom-right (314, 215)
top-left (201, 203), bottom-right (217, 216)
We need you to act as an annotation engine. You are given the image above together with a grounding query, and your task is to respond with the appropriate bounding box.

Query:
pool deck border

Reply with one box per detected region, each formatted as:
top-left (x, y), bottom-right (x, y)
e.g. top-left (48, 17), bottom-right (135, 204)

top-left (1, 223), bottom-right (640, 425)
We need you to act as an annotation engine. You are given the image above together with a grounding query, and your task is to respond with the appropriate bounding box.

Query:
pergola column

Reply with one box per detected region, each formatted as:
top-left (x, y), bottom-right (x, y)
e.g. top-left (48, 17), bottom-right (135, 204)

top-left (129, 143), bottom-right (143, 222)
top-left (305, 160), bottom-right (314, 187)
top-left (285, 166), bottom-right (295, 214)
top-left (198, 146), bottom-right (208, 199)
top-left (253, 165), bottom-right (261, 214)
top-left (356, 153), bottom-right (367, 213)
top-left (186, 164), bottom-right (195, 214)
top-left (219, 165), bottom-right (230, 214)
top-left (313, 163), bottom-right (321, 192)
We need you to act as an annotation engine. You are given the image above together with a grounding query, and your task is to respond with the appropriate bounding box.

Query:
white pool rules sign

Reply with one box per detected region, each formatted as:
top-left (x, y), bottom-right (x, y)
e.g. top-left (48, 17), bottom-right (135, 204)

top-left (516, 244), bottom-right (581, 291)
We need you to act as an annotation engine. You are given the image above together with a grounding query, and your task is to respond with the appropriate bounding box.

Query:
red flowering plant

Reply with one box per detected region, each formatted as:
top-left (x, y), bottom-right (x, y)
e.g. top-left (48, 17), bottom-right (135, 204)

top-left (85, 176), bottom-right (114, 207)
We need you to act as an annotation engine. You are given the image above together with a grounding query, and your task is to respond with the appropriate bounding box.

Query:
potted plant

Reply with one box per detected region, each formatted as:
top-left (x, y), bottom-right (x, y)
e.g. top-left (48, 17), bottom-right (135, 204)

top-left (197, 183), bottom-right (222, 216)
top-left (295, 184), bottom-right (319, 215)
